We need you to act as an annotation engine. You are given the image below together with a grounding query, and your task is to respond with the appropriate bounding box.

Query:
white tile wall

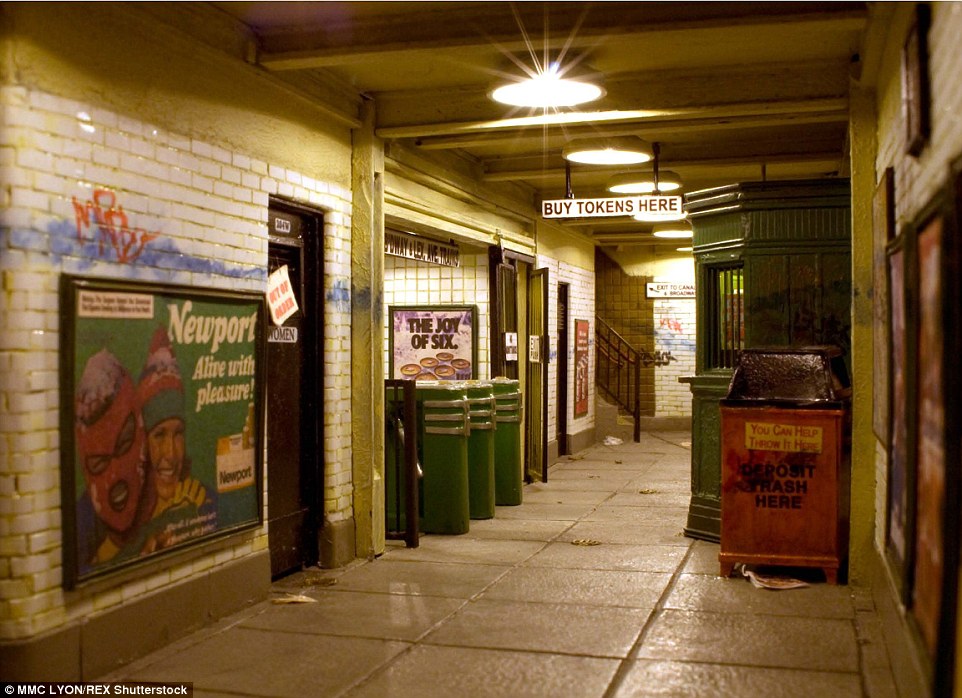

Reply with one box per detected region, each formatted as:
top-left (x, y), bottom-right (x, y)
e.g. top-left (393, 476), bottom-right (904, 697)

top-left (872, 3), bottom-right (962, 546)
top-left (0, 86), bottom-right (353, 639)
top-left (383, 253), bottom-right (490, 378)
top-left (537, 255), bottom-right (596, 442)
top-left (652, 298), bottom-right (696, 417)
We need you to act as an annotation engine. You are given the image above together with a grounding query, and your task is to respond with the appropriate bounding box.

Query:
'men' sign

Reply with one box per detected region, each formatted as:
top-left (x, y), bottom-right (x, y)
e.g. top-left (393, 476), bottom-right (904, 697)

top-left (542, 195), bottom-right (683, 219)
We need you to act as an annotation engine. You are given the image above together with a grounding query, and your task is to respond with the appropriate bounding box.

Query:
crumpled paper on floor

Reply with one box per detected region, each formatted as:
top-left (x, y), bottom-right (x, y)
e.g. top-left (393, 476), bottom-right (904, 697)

top-left (739, 564), bottom-right (810, 590)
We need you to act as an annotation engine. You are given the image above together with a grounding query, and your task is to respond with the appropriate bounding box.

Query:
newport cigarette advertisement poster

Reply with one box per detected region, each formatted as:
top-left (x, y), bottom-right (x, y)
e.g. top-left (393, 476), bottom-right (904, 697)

top-left (60, 276), bottom-right (265, 587)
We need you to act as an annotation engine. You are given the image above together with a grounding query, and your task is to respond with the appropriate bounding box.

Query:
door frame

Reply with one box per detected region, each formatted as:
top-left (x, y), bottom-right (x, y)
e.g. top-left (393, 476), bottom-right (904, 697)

top-left (557, 282), bottom-right (570, 456)
top-left (526, 267), bottom-right (550, 483)
top-left (266, 197), bottom-right (324, 577)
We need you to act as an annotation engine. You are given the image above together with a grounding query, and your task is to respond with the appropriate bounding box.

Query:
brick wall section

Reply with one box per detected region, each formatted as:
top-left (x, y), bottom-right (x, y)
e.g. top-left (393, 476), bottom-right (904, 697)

top-left (872, 4), bottom-right (962, 547)
top-left (0, 86), bottom-right (353, 639)
top-left (384, 253), bottom-right (596, 444)
top-left (536, 255), bottom-right (596, 441)
top-left (383, 252), bottom-right (490, 378)
top-left (594, 249), bottom-right (654, 414)
top-left (652, 298), bottom-right (696, 417)
top-left (594, 249), bottom-right (694, 418)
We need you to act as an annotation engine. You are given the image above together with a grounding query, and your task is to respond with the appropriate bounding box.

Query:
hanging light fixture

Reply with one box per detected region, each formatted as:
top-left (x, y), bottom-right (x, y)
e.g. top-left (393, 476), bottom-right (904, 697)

top-left (635, 209), bottom-right (687, 223)
top-left (607, 170), bottom-right (683, 194)
top-left (491, 62), bottom-right (605, 108)
top-left (607, 141), bottom-right (681, 193)
top-left (562, 136), bottom-right (653, 166)
top-left (652, 220), bottom-right (694, 238)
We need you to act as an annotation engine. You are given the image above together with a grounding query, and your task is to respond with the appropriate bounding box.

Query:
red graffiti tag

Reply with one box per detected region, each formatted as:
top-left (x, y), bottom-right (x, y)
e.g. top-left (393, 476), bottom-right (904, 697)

top-left (73, 189), bottom-right (158, 263)
top-left (659, 317), bottom-right (683, 333)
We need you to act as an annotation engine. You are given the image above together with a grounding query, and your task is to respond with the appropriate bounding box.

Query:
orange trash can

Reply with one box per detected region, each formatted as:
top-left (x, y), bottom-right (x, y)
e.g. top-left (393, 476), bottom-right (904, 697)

top-left (719, 346), bottom-right (851, 584)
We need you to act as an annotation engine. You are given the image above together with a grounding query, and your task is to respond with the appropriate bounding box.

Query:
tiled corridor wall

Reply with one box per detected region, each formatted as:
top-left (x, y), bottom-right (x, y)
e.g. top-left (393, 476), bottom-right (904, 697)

top-left (0, 86), bottom-right (354, 640)
top-left (537, 255), bottom-right (596, 443)
top-left (652, 299), bottom-right (696, 417)
top-left (383, 252), bottom-right (490, 379)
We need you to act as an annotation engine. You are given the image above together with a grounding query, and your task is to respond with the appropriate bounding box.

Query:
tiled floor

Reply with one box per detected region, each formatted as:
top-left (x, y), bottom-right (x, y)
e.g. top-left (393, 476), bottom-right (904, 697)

top-left (106, 431), bottom-right (898, 697)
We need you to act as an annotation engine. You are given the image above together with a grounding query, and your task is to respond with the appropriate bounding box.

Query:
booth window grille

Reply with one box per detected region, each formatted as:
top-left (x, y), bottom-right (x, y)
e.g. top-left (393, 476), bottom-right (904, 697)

top-left (705, 263), bottom-right (745, 369)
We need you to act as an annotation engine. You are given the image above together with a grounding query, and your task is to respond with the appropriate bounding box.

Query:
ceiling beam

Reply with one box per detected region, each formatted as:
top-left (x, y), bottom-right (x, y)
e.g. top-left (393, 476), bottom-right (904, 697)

top-left (410, 110), bottom-right (848, 150)
top-left (375, 97), bottom-right (848, 140)
top-left (254, 6), bottom-right (866, 71)
top-left (481, 152), bottom-right (844, 183)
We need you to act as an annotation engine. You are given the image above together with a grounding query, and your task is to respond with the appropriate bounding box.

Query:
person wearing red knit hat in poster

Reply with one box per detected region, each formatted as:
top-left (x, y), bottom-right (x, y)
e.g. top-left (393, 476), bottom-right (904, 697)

top-left (74, 348), bottom-right (156, 570)
top-left (137, 326), bottom-right (215, 551)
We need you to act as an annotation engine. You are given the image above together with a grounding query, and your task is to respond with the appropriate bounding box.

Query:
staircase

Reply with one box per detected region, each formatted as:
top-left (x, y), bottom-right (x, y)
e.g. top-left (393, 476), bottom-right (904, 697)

top-left (594, 392), bottom-right (637, 443)
top-left (595, 316), bottom-right (642, 442)
top-left (595, 316), bottom-right (692, 441)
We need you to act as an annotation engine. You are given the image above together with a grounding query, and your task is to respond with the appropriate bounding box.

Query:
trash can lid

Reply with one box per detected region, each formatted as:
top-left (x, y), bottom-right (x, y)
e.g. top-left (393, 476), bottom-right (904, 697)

top-left (415, 381), bottom-right (469, 396)
top-left (723, 346), bottom-right (850, 407)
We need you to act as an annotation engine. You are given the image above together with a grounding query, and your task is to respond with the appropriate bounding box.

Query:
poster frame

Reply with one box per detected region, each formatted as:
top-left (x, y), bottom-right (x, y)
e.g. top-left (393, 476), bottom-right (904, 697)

top-left (873, 167), bottom-right (895, 445)
top-left (388, 305), bottom-right (478, 381)
top-left (60, 275), bottom-right (266, 588)
top-left (884, 226), bottom-right (914, 604)
top-left (902, 3), bottom-right (931, 157)
top-left (907, 202), bottom-right (950, 662)
top-left (574, 319), bottom-right (590, 418)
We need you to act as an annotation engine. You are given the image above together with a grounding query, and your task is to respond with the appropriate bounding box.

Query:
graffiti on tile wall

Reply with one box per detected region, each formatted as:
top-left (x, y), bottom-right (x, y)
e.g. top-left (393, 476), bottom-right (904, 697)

top-left (73, 189), bottom-right (158, 264)
top-left (659, 316), bottom-right (684, 334)
top-left (640, 349), bottom-right (677, 367)
top-left (48, 189), bottom-right (265, 282)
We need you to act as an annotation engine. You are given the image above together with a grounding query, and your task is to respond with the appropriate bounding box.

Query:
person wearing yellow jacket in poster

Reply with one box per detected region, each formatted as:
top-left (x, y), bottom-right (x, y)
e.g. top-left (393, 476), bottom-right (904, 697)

top-left (137, 326), bottom-right (217, 552)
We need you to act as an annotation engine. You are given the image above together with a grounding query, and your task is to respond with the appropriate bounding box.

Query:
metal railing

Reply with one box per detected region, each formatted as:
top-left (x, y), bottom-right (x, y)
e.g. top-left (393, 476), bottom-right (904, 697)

top-left (595, 317), bottom-right (641, 442)
top-left (384, 380), bottom-right (420, 548)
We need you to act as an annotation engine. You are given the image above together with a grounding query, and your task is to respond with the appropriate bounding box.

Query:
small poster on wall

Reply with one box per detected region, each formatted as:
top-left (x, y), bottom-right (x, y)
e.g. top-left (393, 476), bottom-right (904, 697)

top-left (504, 332), bottom-right (519, 362)
top-left (389, 305), bottom-right (477, 381)
top-left (266, 264), bottom-right (298, 326)
top-left (60, 276), bottom-right (265, 588)
top-left (574, 319), bottom-right (590, 418)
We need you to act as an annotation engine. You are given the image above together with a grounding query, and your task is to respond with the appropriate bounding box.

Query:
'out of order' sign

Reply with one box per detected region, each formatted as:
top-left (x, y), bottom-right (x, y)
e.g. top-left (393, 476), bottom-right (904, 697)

top-left (541, 195), bottom-right (683, 219)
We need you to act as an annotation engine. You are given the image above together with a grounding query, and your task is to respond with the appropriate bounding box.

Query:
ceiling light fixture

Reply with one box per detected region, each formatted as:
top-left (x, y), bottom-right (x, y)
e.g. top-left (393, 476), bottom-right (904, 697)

top-left (491, 64), bottom-right (604, 108)
top-left (608, 141), bottom-right (681, 193)
top-left (652, 220), bottom-right (694, 239)
top-left (607, 170), bottom-right (683, 194)
top-left (562, 136), bottom-right (653, 166)
top-left (633, 209), bottom-right (687, 223)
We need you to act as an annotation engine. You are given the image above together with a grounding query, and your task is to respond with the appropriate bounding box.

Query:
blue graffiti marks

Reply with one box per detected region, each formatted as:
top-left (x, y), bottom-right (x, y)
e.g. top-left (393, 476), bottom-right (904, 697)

top-left (327, 278), bottom-right (351, 312)
top-left (352, 284), bottom-right (372, 310)
top-left (654, 328), bottom-right (696, 353)
top-left (47, 218), bottom-right (266, 281)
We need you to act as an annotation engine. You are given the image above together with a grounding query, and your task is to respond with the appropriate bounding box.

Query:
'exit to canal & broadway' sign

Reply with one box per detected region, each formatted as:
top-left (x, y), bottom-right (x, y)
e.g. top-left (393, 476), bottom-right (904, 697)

top-left (542, 195), bottom-right (683, 219)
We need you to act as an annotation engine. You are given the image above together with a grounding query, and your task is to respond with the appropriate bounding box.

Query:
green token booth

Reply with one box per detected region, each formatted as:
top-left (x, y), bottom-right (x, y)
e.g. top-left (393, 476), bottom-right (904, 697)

top-left (681, 179), bottom-right (852, 541)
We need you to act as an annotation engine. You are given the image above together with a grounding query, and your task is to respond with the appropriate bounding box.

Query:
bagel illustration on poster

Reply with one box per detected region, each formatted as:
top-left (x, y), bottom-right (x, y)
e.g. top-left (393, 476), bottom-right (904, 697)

top-left (62, 276), bottom-right (264, 586)
top-left (390, 305), bottom-right (477, 382)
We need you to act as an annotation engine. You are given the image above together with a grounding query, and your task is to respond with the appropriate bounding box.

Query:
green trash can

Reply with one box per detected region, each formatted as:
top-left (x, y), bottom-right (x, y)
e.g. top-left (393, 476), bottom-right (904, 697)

top-left (464, 381), bottom-right (496, 519)
top-left (492, 377), bottom-right (523, 506)
top-left (417, 382), bottom-right (470, 534)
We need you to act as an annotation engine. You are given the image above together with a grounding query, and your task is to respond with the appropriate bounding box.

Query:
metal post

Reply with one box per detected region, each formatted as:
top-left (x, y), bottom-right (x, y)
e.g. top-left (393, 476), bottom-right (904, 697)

top-left (403, 380), bottom-right (419, 548)
top-left (633, 352), bottom-right (642, 443)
